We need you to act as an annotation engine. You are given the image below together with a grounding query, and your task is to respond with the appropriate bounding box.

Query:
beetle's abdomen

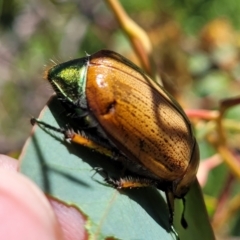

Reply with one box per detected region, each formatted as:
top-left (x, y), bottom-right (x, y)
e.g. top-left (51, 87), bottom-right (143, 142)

top-left (86, 51), bottom-right (193, 181)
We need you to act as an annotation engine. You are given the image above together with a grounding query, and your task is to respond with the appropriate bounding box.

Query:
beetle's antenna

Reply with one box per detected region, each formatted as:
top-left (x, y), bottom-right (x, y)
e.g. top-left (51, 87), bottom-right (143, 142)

top-left (181, 197), bottom-right (188, 229)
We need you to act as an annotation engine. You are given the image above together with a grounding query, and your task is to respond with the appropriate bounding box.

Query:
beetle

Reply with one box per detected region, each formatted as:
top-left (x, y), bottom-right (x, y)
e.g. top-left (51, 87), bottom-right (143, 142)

top-left (33, 49), bottom-right (199, 228)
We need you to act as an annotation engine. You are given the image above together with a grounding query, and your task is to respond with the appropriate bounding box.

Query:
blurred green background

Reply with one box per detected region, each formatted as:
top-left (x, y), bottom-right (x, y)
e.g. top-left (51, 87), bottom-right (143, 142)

top-left (1, 0), bottom-right (240, 238)
top-left (1, 0), bottom-right (240, 154)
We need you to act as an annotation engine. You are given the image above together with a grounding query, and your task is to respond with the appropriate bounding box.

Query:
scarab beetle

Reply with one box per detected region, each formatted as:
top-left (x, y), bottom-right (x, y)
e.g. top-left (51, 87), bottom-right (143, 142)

top-left (33, 49), bottom-right (199, 227)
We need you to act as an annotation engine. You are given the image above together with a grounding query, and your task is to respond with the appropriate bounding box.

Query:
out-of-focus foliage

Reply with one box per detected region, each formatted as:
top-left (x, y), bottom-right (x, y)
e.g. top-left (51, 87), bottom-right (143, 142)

top-left (1, 0), bottom-right (240, 238)
top-left (1, 0), bottom-right (240, 153)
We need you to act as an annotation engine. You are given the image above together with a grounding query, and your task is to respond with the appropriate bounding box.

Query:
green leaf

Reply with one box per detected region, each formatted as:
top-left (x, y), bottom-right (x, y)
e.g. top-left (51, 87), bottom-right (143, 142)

top-left (19, 97), bottom-right (176, 240)
top-left (174, 180), bottom-right (215, 240)
top-left (19, 96), bottom-right (214, 239)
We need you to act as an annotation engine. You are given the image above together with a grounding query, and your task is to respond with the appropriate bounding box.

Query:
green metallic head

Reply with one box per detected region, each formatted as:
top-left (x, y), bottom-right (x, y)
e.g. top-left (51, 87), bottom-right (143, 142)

top-left (46, 57), bottom-right (89, 104)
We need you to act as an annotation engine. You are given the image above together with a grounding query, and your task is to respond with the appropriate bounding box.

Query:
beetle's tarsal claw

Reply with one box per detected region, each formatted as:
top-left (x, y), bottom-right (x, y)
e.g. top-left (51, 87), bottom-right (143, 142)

top-left (91, 168), bottom-right (121, 188)
top-left (30, 117), bottom-right (37, 126)
top-left (91, 167), bottom-right (106, 177)
top-left (91, 167), bottom-right (116, 183)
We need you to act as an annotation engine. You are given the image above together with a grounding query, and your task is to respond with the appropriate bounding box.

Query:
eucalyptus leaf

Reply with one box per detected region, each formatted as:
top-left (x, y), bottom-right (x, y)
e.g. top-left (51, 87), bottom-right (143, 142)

top-left (19, 96), bottom-right (214, 239)
top-left (20, 97), bottom-right (176, 240)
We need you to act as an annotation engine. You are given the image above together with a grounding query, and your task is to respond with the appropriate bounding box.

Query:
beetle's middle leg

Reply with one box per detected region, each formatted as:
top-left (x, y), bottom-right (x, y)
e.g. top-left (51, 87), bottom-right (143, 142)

top-left (93, 166), bottom-right (158, 189)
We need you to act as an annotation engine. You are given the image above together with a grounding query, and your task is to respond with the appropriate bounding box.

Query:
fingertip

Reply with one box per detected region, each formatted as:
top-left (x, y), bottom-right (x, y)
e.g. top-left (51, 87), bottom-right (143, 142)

top-left (0, 154), bottom-right (18, 171)
top-left (0, 169), bottom-right (64, 240)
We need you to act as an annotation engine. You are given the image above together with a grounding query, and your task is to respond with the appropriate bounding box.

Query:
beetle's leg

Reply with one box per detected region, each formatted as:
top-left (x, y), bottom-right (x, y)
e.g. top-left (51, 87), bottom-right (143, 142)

top-left (64, 128), bottom-right (115, 158)
top-left (165, 189), bottom-right (188, 230)
top-left (31, 117), bottom-right (133, 165)
top-left (103, 174), bottom-right (158, 189)
top-left (165, 189), bottom-right (175, 227)
top-left (31, 118), bottom-right (60, 132)
top-left (31, 117), bottom-right (116, 159)
top-left (91, 163), bottom-right (158, 189)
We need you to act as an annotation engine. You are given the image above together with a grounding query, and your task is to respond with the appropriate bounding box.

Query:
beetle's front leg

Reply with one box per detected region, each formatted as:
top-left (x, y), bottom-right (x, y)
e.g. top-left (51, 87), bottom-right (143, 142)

top-left (31, 117), bottom-right (115, 159)
top-left (64, 128), bottom-right (116, 159)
